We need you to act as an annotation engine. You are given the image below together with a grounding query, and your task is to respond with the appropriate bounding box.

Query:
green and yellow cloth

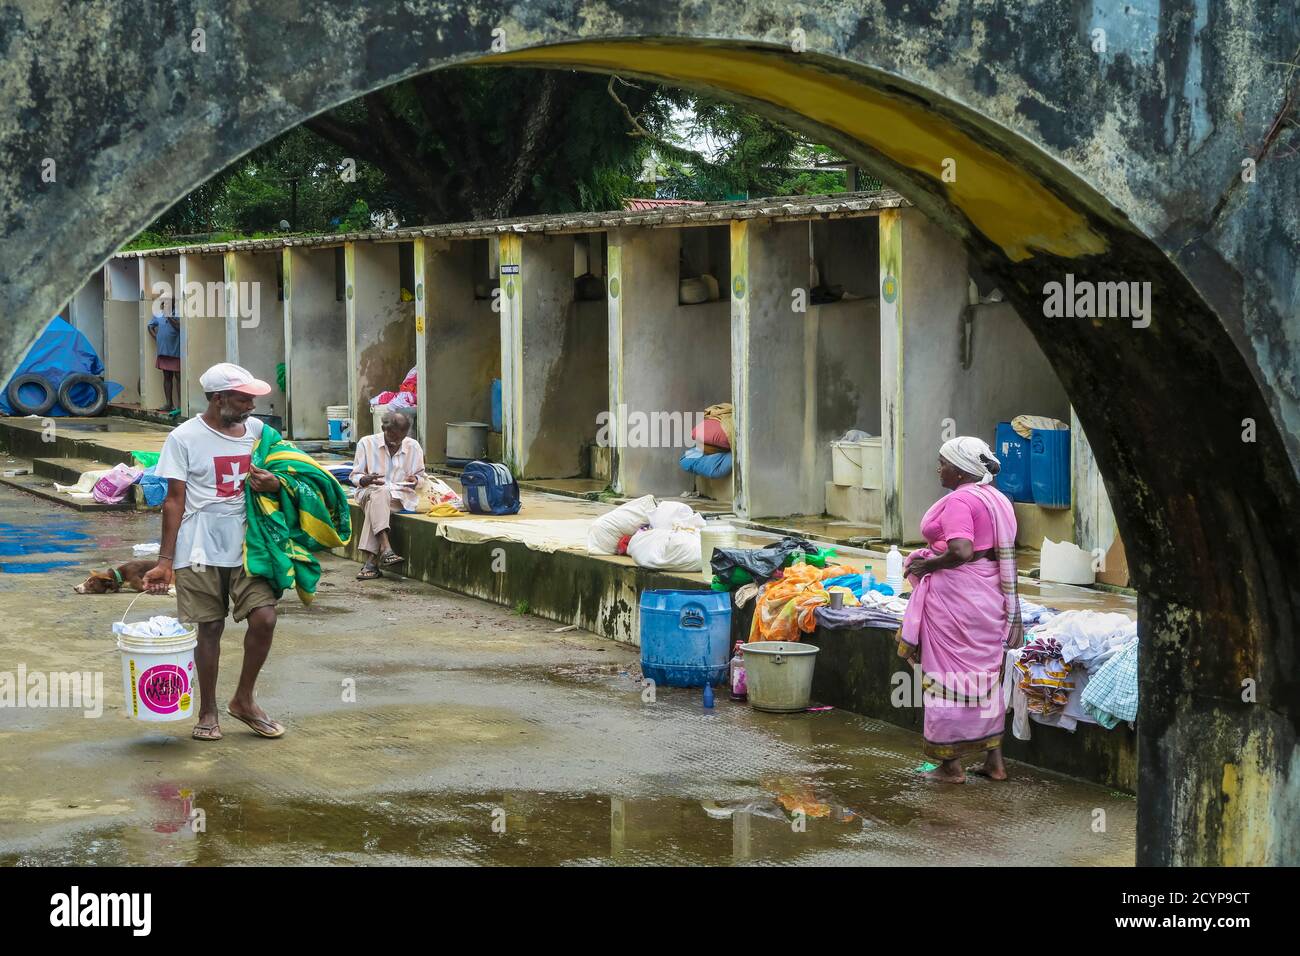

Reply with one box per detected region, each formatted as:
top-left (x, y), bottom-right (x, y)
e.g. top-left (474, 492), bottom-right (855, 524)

top-left (243, 425), bottom-right (351, 604)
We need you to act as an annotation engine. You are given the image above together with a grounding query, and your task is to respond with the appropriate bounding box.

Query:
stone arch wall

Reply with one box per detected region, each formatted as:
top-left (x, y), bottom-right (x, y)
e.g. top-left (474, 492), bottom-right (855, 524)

top-left (1, 1), bottom-right (1296, 863)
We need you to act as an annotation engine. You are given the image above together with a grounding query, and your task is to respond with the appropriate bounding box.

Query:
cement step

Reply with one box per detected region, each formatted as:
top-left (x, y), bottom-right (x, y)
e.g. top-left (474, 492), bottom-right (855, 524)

top-left (0, 464), bottom-right (135, 512)
top-left (32, 456), bottom-right (117, 485)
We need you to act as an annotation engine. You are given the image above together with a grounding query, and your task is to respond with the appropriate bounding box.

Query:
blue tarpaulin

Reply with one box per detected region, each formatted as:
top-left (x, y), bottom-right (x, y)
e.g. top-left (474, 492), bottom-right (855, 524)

top-left (0, 316), bottom-right (123, 416)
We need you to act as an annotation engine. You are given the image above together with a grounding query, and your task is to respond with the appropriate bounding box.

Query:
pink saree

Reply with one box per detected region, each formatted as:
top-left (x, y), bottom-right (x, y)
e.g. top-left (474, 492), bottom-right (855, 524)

top-left (899, 482), bottom-right (1021, 760)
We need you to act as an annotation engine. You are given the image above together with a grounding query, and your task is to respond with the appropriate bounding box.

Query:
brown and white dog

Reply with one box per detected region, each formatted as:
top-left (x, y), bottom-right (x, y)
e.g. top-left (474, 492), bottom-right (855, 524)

top-left (73, 559), bottom-right (159, 594)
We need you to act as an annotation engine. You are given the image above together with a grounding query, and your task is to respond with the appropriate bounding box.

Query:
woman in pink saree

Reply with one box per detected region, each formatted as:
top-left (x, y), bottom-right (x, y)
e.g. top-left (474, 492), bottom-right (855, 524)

top-left (898, 436), bottom-right (1024, 783)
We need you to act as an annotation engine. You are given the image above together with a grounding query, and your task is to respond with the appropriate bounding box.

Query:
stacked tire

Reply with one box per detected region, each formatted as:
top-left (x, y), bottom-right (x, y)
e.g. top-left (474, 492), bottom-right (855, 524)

top-left (6, 373), bottom-right (108, 417)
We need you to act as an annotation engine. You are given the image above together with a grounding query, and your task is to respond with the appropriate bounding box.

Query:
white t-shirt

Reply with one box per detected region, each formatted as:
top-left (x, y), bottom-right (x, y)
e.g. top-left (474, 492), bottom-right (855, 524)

top-left (156, 416), bottom-right (265, 569)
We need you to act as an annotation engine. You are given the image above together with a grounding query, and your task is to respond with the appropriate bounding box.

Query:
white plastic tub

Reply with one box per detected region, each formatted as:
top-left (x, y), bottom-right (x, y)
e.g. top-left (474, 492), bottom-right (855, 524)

top-left (699, 523), bottom-right (739, 575)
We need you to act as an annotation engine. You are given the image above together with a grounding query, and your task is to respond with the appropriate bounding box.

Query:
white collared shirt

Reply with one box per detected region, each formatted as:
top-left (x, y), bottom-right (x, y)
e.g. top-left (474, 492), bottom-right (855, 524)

top-left (350, 434), bottom-right (425, 510)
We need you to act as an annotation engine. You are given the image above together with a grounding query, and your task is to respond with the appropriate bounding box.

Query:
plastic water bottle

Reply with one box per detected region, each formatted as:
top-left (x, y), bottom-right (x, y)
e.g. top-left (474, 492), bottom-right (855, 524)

top-left (703, 682), bottom-right (715, 709)
top-left (886, 545), bottom-right (904, 590)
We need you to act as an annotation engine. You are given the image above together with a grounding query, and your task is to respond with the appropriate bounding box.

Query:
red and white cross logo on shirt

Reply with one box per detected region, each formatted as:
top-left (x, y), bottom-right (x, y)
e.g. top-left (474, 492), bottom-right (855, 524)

top-left (213, 455), bottom-right (252, 498)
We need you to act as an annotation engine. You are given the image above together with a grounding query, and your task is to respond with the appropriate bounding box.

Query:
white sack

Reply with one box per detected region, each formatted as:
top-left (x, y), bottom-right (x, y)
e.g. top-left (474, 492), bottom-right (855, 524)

top-left (627, 526), bottom-right (703, 571)
top-left (587, 495), bottom-right (657, 554)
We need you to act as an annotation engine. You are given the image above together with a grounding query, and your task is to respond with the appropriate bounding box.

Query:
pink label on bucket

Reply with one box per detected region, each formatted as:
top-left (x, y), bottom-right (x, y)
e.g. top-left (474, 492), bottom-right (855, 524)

top-left (138, 664), bottom-right (191, 715)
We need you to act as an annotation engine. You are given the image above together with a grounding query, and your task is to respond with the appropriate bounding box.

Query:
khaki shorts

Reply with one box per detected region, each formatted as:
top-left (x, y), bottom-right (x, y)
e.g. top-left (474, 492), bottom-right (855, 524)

top-left (175, 565), bottom-right (278, 624)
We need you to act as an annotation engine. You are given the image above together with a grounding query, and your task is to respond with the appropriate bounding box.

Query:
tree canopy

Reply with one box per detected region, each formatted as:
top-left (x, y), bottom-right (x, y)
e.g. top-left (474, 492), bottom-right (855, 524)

top-left (129, 67), bottom-right (851, 248)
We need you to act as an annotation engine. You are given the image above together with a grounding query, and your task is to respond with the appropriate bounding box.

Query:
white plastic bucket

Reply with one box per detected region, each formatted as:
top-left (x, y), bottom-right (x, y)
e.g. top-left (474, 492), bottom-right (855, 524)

top-left (831, 440), bottom-right (863, 486)
top-left (116, 598), bottom-right (198, 723)
top-left (858, 436), bottom-right (883, 490)
top-left (699, 523), bottom-right (739, 575)
top-left (741, 641), bottom-right (819, 713)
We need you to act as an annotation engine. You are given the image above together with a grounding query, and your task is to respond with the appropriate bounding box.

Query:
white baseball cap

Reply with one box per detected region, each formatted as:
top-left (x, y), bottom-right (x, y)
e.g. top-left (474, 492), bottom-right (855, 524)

top-left (199, 362), bottom-right (271, 396)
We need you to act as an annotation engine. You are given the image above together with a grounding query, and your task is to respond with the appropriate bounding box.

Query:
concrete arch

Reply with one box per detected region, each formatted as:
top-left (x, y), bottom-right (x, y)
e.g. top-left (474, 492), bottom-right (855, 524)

top-left (1, 2), bottom-right (1296, 864)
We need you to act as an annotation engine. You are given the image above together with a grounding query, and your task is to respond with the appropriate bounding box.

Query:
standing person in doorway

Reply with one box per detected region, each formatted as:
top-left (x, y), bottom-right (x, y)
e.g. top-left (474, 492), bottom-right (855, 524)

top-left (146, 298), bottom-right (182, 414)
top-left (143, 363), bottom-right (286, 741)
top-left (351, 410), bottom-right (425, 581)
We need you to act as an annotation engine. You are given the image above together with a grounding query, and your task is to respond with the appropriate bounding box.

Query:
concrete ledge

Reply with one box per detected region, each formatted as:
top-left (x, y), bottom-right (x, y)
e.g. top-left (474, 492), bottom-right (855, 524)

top-left (339, 503), bottom-right (713, 646)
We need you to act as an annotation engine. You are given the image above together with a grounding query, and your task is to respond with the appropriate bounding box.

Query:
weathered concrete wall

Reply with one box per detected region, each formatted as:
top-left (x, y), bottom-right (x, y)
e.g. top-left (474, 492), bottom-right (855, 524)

top-left (3, 0), bottom-right (1299, 865)
top-left (1072, 407), bottom-right (1118, 555)
top-left (499, 233), bottom-right (607, 478)
top-left (346, 241), bottom-right (416, 435)
top-left (283, 246), bottom-right (348, 439)
top-left (608, 226), bottom-right (731, 497)
top-left (139, 255), bottom-right (179, 410)
top-left (227, 251), bottom-right (287, 423)
top-left (66, 272), bottom-right (104, 360)
top-left (813, 298), bottom-right (881, 471)
top-left (178, 254), bottom-right (226, 416)
top-left (416, 237), bottom-right (500, 461)
top-left (103, 259), bottom-right (140, 404)
top-left (732, 219), bottom-right (808, 517)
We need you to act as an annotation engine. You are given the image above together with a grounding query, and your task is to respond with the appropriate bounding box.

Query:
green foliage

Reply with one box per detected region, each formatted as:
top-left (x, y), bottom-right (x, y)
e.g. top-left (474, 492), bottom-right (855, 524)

top-left (129, 68), bottom-right (859, 246)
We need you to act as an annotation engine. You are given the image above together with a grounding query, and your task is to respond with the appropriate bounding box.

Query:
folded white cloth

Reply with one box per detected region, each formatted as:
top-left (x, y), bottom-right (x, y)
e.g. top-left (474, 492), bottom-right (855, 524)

top-left (132, 542), bottom-right (161, 556)
top-left (112, 615), bottom-right (188, 639)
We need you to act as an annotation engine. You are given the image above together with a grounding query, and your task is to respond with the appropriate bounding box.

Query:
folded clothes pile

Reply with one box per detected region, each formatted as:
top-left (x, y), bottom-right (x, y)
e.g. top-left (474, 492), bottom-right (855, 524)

top-left (1013, 636), bottom-right (1073, 716)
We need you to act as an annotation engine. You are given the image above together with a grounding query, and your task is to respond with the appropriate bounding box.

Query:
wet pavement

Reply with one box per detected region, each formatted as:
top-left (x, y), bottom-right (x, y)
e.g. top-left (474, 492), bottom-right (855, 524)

top-left (0, 485), bottom-right (1135, 866)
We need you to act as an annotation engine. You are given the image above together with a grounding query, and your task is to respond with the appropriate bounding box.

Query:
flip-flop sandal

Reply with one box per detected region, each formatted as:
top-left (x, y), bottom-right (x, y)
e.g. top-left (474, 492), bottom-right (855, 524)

top-left (192, 722), bottom-right (222, 741)
top-left (356, 566), bottom-right (382, 580)
top-left (226, 708), bottom-right (285, 738)
top-left (379, 550), bottom-right (404, 567)
top-left (966, 766), bottom-right (1007, 780)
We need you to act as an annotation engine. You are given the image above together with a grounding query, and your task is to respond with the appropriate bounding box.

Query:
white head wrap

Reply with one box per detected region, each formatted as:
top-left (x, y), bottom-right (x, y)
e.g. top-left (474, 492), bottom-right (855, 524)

top-left (940, 436), bottom-right (998, 485)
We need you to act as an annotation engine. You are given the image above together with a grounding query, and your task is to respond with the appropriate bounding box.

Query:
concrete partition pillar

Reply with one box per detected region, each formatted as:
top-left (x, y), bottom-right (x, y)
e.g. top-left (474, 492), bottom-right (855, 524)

top-left (415, 237), bottom-right (500, 461)
top-left (498, 233), bottom-right (606, 478)
top-left (283, 246), bottom-right (348, 439)
top-left (139, 256), bottom-right (179, 410)
top-left (179, 253), bottom-right (228, 416)
top-left (103, 259), bottom-right (141, 403)
top-left (226, 251), bottom-right (287, 424)
top-left (878, 209), bottom-right (970, 542)
top-left (1071, 406), bottom-right (1118, 554)
top-left (345, 241), bottom-right (416, 437)
top-left (729, 218), bottom-right (818, 518)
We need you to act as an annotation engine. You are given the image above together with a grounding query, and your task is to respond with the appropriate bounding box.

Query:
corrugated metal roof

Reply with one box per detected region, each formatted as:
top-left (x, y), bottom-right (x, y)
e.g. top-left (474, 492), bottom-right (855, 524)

top-left (115, 189), bottom-right (907, 259)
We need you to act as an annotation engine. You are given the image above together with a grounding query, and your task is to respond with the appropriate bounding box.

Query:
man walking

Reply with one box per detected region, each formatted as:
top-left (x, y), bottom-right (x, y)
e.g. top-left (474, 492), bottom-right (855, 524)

top-left (143, 363), bottom-right (285, 741)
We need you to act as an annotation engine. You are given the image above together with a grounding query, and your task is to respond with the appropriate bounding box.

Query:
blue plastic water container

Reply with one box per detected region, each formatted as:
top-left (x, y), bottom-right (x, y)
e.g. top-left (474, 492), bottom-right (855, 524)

top-left (639, 589), bottom-right (731, 687)
top-left (491, 378), bottom-right (503, 433)
top-left (994, 422), bottom-right (1033, 502)
top-left (1030, 428), bottom-right (1071, 508)
top-left (328, 418), bottom-right (345, 442)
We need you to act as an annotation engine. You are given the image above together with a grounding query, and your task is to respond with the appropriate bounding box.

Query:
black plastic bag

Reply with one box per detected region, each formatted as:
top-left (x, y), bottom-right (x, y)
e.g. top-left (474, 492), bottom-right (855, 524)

top-left (710, 536), bottom-right (820, 586)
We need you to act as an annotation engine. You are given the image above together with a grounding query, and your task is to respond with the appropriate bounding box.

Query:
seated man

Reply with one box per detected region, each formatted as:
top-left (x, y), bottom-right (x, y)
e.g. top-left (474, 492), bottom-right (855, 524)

top-left (350, 410), bottom-right (425, 580)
